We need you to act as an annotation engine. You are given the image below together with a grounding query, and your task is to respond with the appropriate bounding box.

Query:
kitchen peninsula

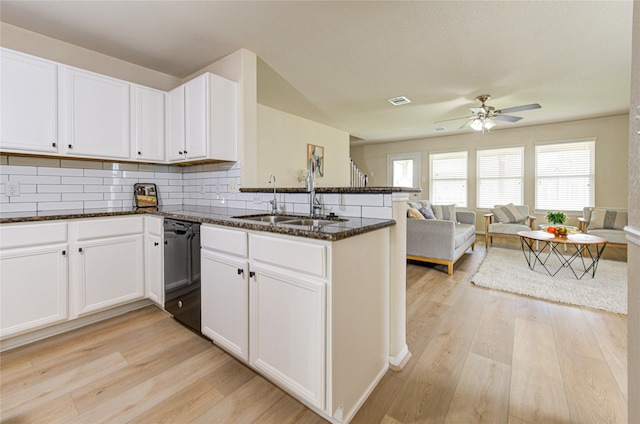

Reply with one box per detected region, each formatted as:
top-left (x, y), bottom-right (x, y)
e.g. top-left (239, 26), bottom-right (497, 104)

top-left (0, 185), bottom-right (416, 423)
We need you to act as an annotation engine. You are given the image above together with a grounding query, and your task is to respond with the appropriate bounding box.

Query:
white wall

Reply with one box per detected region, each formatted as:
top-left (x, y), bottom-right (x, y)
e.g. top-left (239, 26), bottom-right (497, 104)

top-left (351, 114), bottom-right (629, 230)
top-left (257, 104), bottom-right (350, 187)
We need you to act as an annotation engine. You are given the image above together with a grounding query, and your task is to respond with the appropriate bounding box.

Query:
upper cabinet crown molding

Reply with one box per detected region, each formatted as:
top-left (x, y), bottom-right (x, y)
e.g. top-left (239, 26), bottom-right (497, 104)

top-left (0, 48), bottom-right (238, 165)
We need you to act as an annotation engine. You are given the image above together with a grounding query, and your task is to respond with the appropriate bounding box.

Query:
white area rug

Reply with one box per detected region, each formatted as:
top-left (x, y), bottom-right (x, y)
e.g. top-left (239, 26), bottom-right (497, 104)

top-left (471, 247), bottom-right (627, 314)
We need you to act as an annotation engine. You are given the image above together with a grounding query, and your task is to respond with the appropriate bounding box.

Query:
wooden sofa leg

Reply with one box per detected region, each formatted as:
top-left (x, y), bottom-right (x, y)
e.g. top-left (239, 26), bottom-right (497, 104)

top-left (447, 263), bottom-right (453, 275)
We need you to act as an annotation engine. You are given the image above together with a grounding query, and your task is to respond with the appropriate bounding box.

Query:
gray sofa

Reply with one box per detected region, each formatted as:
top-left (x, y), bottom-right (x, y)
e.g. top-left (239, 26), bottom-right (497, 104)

top-left (578, 207), bottom-right (628, 248)
top-left (406, 209), bottom-right (476, 275)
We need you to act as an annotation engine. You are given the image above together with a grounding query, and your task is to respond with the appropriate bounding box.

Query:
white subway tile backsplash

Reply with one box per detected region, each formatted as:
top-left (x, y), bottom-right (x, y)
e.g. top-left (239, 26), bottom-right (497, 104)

top-left (1, 160), bottom-right (394, 221)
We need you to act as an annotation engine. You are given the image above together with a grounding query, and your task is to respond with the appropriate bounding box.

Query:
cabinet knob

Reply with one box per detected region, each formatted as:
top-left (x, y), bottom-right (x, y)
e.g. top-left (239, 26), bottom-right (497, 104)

top-left (78, 247), bottom-right (83, 253)
top-left (237, 268), bottom-right (244, 275)
top-left (138, 151), bottom-right (142, 155)
top-left (68, 144), bottom-right (73, 149)
top-left (154, 242), bottom-right (159, 246)
top-left (52, 142), bottom-right (57, 147)
top-left (249, 271), bottom-right (256, 278)
top-left (178, 151), bottom-right (183, 155)
top-left (62, 250), bottom-right (66, 256)
top-left (184, 150), bottom-right (188, 154)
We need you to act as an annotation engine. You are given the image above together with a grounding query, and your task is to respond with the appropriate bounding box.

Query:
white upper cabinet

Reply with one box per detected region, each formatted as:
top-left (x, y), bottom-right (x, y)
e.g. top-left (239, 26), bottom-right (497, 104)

top-left (132, 85), bottom-right (165, 162)
top-left (166, 85), bottom-right (186, 162)
top-left (0, 48), bottom-right (59, 154)
top-left (59, 66), bottom-right (130, 159)
top-left (167, 72), bottom-right (237, 163)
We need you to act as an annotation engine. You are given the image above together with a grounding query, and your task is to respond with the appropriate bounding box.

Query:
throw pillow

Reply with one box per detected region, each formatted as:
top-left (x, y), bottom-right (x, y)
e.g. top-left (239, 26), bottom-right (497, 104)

top-left (491, 203), bottom-right (526, 224)
top-left (588, 209), bottom-right (628, 230)
top-left (431, 204), bottom-right (456, 221)
top-left (418, 202), bottom-right (437, 220)
top-left (407, 207), bottom-right (425, 220)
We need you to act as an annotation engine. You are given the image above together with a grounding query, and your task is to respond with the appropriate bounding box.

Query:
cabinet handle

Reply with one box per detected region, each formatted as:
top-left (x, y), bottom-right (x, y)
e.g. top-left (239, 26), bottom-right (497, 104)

top-left (78, 247), bottom-right (83, 253)
top-left (62, 250), bottom-right (66, 256)
top-left (52, 142), bottom-right (57, 147)
top-left (249, 271), bottom-right (256, 278)
top-left (154, 242), bottom-right (159, 246)
top-left (237, 268), bottom-right (244, 275)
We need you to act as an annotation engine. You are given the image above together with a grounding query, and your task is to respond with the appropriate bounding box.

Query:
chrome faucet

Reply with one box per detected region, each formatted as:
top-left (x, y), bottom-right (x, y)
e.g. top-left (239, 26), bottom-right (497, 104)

top-left (268, 175), bottom-right (277, 214)
top-left (307, 159), bottom-right (322, 216)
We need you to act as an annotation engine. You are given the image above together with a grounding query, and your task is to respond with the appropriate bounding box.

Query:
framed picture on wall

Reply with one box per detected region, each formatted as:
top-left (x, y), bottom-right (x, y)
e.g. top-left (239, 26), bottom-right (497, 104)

top-left (134, 183), bottom-right (158, 208)
top-left (307, 144), bottom-right (324, 177)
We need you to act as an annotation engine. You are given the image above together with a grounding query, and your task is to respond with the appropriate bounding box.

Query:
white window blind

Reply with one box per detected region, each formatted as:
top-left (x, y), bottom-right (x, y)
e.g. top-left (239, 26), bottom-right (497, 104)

top-left (430, 151), bottom-right (467, 207)
top-left (535, 139), bottom-right (595, 211)
top-left (477, 146), bottom-right (524, 208)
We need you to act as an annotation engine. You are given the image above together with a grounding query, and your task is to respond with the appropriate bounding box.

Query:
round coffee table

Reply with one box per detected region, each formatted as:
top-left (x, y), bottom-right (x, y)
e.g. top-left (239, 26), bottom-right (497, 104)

top-left (517, 230), bottom-right (608, 279)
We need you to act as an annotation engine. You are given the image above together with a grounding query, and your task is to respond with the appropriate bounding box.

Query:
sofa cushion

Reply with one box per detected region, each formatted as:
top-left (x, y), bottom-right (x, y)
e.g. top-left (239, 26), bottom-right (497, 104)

top-left (454, 223), bottom-right (476, 249)
top-left (491, 203), bottom-right (526, 224)
top-left (407, 207), bottom-right (425, 220)
top-left (488, 222), bottom-right (531, 235)
top-left (587, 229), bottom-right (628, 244)
top-left (432, 204), bottom-right (456, 221)
top-left (588, 209), bottom-right (627, 230)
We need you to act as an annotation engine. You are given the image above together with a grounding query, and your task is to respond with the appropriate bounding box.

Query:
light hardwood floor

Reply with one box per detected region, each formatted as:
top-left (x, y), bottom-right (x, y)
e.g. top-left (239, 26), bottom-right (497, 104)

top-left (0, 238), bottom-right (628, 423)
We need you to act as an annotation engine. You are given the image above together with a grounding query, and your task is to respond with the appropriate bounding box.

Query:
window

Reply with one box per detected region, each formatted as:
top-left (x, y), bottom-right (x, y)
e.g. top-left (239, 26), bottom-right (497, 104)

top-left (535, 139), bottom-right (595, 211)
top-left (477, 146), bottom-right (524, 208)
top-left (387, 153), bottom-right (420, 187)
top-left (430, 151), bottom-right (467, 207)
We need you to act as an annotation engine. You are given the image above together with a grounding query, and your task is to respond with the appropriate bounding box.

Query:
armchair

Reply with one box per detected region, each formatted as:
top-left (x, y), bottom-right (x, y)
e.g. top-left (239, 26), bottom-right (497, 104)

top-left (578, 207), bottom-right (628, 248)
top-left (484, 204), bottom-right (536, 249)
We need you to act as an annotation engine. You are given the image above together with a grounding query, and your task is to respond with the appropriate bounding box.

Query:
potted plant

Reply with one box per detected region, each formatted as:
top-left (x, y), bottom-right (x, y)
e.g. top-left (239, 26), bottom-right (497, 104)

top-left (545, 211), bottom-right (567, 225)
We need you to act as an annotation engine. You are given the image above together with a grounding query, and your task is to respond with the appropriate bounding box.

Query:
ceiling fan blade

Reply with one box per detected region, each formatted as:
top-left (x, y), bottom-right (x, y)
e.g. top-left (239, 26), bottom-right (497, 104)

top-left (494, 114), bottom-right (523, 123)
top-left (458, 119), bottom-right (473, 130)
top-left (496, 103), bottom-right (541, 114)
top-left (434, 115), bottom-right (473, 124)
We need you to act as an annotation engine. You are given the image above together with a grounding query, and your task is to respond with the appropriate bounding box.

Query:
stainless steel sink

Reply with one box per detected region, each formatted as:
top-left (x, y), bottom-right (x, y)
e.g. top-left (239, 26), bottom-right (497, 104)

top-left (233, 214), bottom-right (346, 227)
top-left (237, 215), bottom-right (295, 224)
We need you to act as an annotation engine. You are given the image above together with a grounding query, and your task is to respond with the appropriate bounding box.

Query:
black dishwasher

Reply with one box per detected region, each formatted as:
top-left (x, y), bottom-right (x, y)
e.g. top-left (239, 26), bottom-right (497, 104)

top-left (164, 218), bottom-right (201, 333)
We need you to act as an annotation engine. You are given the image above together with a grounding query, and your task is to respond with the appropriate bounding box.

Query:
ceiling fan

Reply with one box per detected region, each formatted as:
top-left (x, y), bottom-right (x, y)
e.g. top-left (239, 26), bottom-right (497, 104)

top-left (436, 94), bottom-right (542, 132)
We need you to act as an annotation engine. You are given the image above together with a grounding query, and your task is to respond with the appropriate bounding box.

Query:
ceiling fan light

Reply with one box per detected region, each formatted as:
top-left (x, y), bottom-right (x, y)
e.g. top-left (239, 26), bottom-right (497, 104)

top-left (484, 118), bottom-right (496, 129)
top-left (470, 118), bottom-right (484, 131)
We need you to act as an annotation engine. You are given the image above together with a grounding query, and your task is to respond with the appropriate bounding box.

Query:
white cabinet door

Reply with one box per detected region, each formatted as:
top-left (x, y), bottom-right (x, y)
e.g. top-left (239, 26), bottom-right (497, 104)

top-left (166, 85), bottom-right (186, 162)
top-left (201, 250), bottom-right (249, 360)
top-left (132, 85), bottom-right (165, 162)
top-left (60, 66), bottom-right (130, 159)
top-left (184, 73), bottom-right (208, 161)
top-left (0, 245), bottom-right (68, 338)
top-left (145, 233), bottom-right (163, 306)
top-left (250, 266), bottom-right (326, 409)
top-left (0, 48), bottom-right (58, 154)
top-left (76, 234), bottom-right (144, 315)
top-left (209, 73), bottom-right (237, 162)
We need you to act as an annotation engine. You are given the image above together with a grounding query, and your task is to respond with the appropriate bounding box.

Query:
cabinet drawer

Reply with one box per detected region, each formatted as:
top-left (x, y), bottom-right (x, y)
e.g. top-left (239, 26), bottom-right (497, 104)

top-left (76, 216), bottom-right (143, 241)
top-left (202, 225), bottom-right (247, 257)
top-left (250, 234), bottom-right (326, 278)
top-left (0, 222), bottom-right (67, 249)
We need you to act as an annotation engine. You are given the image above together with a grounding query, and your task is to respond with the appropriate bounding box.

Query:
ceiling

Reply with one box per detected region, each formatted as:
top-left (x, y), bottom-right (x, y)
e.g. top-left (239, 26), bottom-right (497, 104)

top-left (0, 1), bottom-right (633, 145)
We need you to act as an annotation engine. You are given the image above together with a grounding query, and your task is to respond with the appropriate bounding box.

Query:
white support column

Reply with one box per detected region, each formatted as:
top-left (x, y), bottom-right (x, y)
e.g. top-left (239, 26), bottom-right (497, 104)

top-left (389, 192), bottom-right (411, 370)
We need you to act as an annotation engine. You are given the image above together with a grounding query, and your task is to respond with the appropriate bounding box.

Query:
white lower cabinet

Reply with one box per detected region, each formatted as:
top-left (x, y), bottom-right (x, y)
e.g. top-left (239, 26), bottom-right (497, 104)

top-left (69, 216), bottom-right (145, 318)
top-left (201, 250), bottom-right (249, 360)
top-left (145, 216), bottom-right (164, 306)
top-left (0, 222), bottom-right (69, 339)
top-left (250, 266), bottom-right (326, 409)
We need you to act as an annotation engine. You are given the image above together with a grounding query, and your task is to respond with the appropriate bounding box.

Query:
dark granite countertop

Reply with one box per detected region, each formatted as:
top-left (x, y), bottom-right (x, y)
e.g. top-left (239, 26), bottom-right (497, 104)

top-left (0, 206), bottom-right (395, 242)
top-left (239, 186), bottom-right (421, 194)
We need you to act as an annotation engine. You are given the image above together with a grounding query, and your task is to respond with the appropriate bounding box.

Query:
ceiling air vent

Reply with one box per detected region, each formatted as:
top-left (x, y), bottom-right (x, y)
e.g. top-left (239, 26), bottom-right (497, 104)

top-left (388, 96), bottom-right (411, 106)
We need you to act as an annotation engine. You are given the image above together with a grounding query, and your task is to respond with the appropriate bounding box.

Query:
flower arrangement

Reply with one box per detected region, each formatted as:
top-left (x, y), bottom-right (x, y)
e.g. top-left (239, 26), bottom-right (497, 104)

top-left (545, 211), bottom-right (567, 225)
top-left (296, 169), bottom-right (309, 183)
